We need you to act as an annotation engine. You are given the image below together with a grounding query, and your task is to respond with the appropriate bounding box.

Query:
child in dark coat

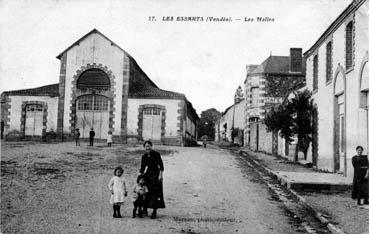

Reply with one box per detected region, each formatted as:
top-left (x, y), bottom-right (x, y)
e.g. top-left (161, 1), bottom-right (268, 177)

top-left (132, 175), bottom-right (148, 218)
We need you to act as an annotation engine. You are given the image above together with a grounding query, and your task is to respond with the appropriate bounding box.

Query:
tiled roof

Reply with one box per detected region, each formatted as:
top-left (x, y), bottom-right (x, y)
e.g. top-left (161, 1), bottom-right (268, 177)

top-left (250, 56), bottom-right (290, 74)
top-left (129, 86), bottom-right (185, 99)
top-left (2, 83), bottom-right (59, 97)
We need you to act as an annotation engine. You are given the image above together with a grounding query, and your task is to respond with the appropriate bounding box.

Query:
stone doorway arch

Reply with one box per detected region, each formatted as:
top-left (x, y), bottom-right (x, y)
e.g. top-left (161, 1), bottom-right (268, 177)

top-left (333, 64), bottom-right (346, 175)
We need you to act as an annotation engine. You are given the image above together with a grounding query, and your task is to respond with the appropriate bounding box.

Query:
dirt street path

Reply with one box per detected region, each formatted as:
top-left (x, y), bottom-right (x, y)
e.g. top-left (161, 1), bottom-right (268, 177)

top-left (1, 142), bottom-right (305, 234)
top-left (99, 145), bottom-right (305, 234)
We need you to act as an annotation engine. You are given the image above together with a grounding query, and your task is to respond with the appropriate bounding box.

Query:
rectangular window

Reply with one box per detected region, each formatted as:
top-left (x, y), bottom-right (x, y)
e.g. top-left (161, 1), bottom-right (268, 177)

top-left (326, 41), bottom-right (332, 82)
top-left (251, 87), bottom-right (259, 106)
top-left (313, 55), bottom-right (318, 90)
top-left (345, 21), bottom-right (353, 69)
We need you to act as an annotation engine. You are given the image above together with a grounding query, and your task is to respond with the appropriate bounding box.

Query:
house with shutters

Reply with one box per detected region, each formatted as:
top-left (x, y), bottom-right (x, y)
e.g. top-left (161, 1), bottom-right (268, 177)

top-left (304, 0), bottom-right (368, 177)
top-left (243, 48), bottom-right (305, 154)
top-left (1, 29), bottom-right (199, 146)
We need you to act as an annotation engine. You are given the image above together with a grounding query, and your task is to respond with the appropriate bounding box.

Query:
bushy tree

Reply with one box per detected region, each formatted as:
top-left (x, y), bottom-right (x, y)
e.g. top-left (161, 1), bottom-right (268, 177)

top-left (289, 89), bottom-right (314, 161)
top-left (198, 108), bottom-right (221, 140)
top-left (264, 90), bottom-right (315, 161)
top-left (264, 104), bottom-right (294, 144)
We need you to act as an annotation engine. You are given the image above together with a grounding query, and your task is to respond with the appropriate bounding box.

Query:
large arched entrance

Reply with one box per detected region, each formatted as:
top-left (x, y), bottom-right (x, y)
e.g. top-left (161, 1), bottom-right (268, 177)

top-left (75, 68), bottom-right (111, 139)
top-left (333, 65), bottom-right (346, 174)
top-left (76, 94), bottom-right (109, 139)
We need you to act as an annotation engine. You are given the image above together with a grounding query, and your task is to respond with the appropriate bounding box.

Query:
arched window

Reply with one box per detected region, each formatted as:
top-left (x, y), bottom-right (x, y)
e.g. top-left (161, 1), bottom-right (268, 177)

top-left (326, 41), bottom-right (332, 82)
top-left (77, 95), bottom-right (108, 111)
top-left (345, 21), bottom-right (353, 69)
top-left (77, 69), bottom-right (110, 89)
top-left (313, 54), bottom-right (319, 90)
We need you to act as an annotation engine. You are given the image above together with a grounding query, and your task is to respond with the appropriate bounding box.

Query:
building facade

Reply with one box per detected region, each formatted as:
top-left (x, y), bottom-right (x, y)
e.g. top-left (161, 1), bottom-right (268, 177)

top-left (244, 49), bottom-right (305, 154)
top-left (1, 29), bottom-right (199, 146)
top-left (215, 98), bottom-right (245, 145)
top-left (304, 0), bottom-right (368, 177)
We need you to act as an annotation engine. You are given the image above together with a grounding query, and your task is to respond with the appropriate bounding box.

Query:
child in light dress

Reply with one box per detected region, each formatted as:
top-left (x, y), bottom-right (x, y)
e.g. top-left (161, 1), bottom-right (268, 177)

top-left (107, 130), bottom-right (113, 147)
top-left (132, 175), bottom-right (148, 218)
top-left (108, 166), bottom-right (127, 218)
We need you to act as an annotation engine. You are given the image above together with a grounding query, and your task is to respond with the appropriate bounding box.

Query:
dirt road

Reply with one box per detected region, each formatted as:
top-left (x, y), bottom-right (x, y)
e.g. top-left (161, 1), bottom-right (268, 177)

top-left (1, 142), bottom-right (306, 233)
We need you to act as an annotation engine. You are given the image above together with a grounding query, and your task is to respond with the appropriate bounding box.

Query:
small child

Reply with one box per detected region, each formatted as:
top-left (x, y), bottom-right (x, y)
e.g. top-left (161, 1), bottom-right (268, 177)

top-left (107, 130), bottom-right (113, 147)
top-left (132, 175), bottom-right (148, 218)
top-left (108, 166), bottom-right (128, 218)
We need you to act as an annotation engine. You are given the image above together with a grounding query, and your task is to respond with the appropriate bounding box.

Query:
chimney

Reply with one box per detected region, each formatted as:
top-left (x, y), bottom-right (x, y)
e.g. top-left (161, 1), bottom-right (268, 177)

top-left (289, 48), bottom-right (302, 72)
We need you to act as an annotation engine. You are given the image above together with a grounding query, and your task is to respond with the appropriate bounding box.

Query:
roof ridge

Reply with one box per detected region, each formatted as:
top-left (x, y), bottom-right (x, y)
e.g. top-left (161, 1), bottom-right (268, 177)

top-left (56, 29), bottom-right (133, 59)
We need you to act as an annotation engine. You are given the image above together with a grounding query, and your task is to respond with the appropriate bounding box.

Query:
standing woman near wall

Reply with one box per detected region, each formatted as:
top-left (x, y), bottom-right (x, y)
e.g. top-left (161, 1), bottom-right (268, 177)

top-left (139, 140), bottom-right (165, 218)
top-left (352, 146), bottom-right (369, 205)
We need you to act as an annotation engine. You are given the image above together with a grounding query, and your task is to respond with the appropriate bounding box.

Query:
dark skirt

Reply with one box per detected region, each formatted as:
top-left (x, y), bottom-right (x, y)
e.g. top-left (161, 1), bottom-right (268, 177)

top-left (144, 175), bottom-right (165, 209)
top-left (352, 177), bottom-right (369, 199)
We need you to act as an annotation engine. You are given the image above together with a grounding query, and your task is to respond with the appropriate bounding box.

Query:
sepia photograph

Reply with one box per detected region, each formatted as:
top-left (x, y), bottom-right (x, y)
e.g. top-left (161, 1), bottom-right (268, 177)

top-left (0, 0), bottom-right (368, 233)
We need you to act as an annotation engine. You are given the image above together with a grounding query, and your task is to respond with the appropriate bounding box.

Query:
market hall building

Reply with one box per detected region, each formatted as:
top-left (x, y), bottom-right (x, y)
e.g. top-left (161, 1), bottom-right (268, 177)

top-left (1, 29), bottom-right (199, 146)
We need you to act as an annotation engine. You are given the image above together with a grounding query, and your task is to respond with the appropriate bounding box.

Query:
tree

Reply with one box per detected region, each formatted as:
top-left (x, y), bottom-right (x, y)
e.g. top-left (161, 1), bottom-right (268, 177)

top-left (264, 104), bottom-right (294, 144)
top-left (289, 89), bottom-right (314, 161)
top-left (198, 108), bottom-right (221, 140)
top-left (264, 89), bottom-right (315, 161)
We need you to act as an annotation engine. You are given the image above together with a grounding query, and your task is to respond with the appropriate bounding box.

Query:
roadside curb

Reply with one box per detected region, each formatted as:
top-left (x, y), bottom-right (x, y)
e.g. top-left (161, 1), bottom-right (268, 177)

top-left (239, 149), bottom-right (347, 234)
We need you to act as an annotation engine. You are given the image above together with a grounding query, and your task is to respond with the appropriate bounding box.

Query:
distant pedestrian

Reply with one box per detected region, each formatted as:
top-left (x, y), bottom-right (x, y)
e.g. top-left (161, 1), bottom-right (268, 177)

top-left (108, 166), bottom-right (128, 218)
top-left (89, 128), bottom-right (95, 146)
top-left (201, 135), bottom-right (208, 148)
top-left (107, 130), bottom-right (113, 147)
top-left (75, 128), bottom-right (80, 146)
top-left (132, 174), bottom-right (148, 218)
top-left (352, 145), bottom-right (369, 205)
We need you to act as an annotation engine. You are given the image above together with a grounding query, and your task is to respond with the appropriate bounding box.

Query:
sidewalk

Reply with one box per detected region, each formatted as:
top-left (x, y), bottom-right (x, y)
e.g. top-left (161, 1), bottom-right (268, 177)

top-left (240, 148), bottom-right (369, 234)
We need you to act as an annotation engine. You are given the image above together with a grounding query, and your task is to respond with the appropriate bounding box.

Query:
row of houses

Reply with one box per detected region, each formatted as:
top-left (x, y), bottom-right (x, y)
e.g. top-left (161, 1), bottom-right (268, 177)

top-left (1, 29), bottom-right (199, 146)
top-left (216, 0), bottom-right (368, 178)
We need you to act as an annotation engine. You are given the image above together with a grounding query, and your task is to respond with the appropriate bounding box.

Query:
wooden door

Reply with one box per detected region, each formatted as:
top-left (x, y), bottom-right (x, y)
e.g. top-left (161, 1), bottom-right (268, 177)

top-left (142, 108), bottom-right (162, 141)
top-left (75, 95), bottom-right (109, 139)
top-left (337, 94), bottom-right (345, 172)
top-left (25, 104), bottom-right (43, 136)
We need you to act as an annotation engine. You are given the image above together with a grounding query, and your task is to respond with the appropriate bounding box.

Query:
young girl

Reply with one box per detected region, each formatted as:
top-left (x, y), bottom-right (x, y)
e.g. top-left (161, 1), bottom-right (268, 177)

top-left (108, 166), bottom-right (127, 218)
top-left (107, 130), bottom-right (113, 147)
top-left (132, 175), bottom-right (148, 218)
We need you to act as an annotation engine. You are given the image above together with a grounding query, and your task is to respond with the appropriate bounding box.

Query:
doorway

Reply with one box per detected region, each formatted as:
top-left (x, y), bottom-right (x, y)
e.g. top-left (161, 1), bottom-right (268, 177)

top-left (25, 104), bottom-right (43, 136)
top-left (75, 95), bottom-right (109, 139)
top-left (142, 108), bottom-right (162, 141)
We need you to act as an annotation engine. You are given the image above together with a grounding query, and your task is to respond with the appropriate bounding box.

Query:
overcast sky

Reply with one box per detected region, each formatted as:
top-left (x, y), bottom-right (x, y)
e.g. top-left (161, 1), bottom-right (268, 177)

top-left (0, 0), bottom-right (352, 114)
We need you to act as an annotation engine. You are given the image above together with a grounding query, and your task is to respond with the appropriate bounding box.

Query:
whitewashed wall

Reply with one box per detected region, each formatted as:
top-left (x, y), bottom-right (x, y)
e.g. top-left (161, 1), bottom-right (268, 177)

top-left (63, 32), bottom-right (125, 134)
top-left (127, 99), bottom-right (181, 137)
top-left (7, 96), bottom-right (58, 132)
top-left (217, 100), bottom-right (245, 142)
top-left (305, 2), bottom-right (369, 177)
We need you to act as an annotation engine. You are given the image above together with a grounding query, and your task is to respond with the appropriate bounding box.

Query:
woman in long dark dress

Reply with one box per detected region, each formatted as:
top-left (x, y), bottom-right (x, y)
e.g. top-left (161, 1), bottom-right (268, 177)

top-left (352, 145), bottom-right (369, 205)
top-left (139, 141), bottom-right (165, 219)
